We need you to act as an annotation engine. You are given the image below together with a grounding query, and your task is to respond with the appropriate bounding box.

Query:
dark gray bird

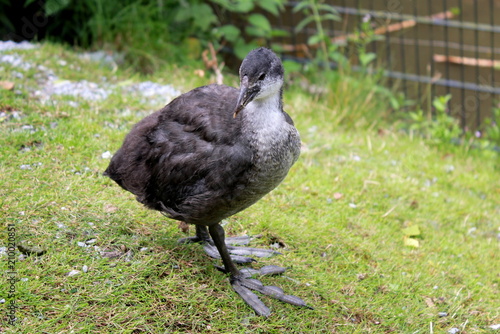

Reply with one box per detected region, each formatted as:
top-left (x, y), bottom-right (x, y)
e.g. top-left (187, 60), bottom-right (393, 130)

top-left (104, 47), bottom-right (309, 316)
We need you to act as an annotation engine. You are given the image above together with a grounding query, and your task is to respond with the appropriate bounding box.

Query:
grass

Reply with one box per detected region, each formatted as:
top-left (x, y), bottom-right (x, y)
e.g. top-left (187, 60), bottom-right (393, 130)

top-left (1, 42), bottom-right (499, 333)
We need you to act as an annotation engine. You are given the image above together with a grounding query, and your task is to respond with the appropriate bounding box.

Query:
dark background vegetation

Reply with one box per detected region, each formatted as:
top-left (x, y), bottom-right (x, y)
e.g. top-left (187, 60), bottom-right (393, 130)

top-left (1, 0), bottom-right (499, 147)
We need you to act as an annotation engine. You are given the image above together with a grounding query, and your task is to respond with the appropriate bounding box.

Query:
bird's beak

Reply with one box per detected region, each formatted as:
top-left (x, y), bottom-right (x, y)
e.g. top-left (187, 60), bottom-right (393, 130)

top-left (234, 76), bottom-right (259, 118)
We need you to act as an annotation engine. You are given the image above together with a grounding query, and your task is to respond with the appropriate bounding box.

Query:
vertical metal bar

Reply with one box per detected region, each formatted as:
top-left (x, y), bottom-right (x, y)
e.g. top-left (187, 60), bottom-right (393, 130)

top-left (490, 0), bottom-right (496, 128)
top-left (427, 0), bottom-right (436, 113)
top-left (355, 0), bottom-right (361, 67)
top-left (385, 2), bottom-right (393, 88)
top-left (442, 0), bottom-right (451, 97)
top-left (340, 0), bottom-right (346, 63)
top-left (369, 0), bottom-right (377, 56)
top-left (328, 0), bottom-right (335, 41)
top-left (288, 2), bottom-right (298, 59)
top-left (473, 0), bottom-right (481, 128)
top-left (458, 0), bottom-right (466, 129)
top-left (399, 2), bottom-right (407, 99)
top-left (412, 1), bottom-right (421, 102)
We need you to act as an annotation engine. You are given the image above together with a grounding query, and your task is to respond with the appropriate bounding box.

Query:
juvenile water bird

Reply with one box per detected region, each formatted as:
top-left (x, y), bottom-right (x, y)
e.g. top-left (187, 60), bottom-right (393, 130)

top-left (104, 47), bottom-right (309, 316)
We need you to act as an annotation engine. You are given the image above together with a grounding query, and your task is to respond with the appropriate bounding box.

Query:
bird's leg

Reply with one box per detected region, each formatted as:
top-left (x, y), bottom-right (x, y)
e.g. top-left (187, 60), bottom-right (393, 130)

top-left (179, 224), bottom-right (281, 264)
top-left (178, 225), bottom-right (211, 244)
top-left (208, 223), bottom-right (311, 317)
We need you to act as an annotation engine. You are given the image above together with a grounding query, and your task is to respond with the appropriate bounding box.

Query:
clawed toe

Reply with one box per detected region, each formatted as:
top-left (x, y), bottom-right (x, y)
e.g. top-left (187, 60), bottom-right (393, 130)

top-left (227, 245), bottom-right (281, 258)
top-left (231, 275), bottom-right (312, 317)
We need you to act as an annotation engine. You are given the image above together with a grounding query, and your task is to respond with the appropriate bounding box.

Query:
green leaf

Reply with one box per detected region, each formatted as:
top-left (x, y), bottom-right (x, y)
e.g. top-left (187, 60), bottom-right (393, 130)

top-left (193, 4), bottom-right (217, 30)
top-left (270, 29), bottom-right (289, 38)
top-left (45, 0), bottom-right (70, 15)
top-left (295, 16), bottom-right (315, 33)
top-left (308, 34), bottom-right (323, 45)
top-left (256, 0), bottom-right (284, 16)
top-left (293, 1), bottom-right (310, 13)
top-left (402, 225), bottom-right (421, 237)
top-left (248, 14), bottom-right (271, 32)
top-left (212, 0), bottom-right (254, 12)
top-left (216, 25), bottom-right (241, 42)
top-left (317, 3), bottom-right (340, 15)
top-left (359, 52), bottom-right (377, 67)
top-left (232, 0), bottom-right (255, 12)
top-left (320, 13), bottom-right (340, 22)
top-left (283, 60), bottom-right (302, 73)
top-left (404, 237), bottom-right (420, 248)
top-left (432, 94), bottom-right (451, 112)
top-left (234, 39), bottom-right (259, 60)
top-left (245, 26), bottom-right (266, 38)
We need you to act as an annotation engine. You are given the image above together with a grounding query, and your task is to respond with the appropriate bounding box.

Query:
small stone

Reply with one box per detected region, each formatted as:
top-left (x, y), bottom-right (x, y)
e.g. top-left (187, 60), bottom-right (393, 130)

top-left (56, 222), bottom-right (67, 229)
top-left (85, 239), bottom-right (96, 245)
top-left (445, 165), bottom-right (455, 173)
top-left (67, 270), bottom-right (81, 277)
top-left (101, 151), bottom-right (112, 159)
top-left (21, 125), bottom-right (35, 131)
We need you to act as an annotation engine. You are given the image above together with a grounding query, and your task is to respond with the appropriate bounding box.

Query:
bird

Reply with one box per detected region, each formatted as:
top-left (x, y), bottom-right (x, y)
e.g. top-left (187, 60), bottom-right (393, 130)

top-left (104, 47), bottom-right (310, 316)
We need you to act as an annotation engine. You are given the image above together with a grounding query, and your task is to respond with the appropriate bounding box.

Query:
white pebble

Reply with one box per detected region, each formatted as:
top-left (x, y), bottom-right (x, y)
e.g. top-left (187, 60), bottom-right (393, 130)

top-left (67, 270), bottom-right (81, 277)
top-left (101, 151), bottom-right (112, 159)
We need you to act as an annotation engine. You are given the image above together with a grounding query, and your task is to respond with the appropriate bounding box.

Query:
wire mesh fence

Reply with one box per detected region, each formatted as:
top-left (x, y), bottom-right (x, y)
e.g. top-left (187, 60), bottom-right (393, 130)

top-left (263, 0), bottom-right (500, 132)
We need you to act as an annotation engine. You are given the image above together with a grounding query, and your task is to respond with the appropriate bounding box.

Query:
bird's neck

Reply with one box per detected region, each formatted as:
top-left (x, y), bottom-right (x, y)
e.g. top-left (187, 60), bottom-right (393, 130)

top-left (242, 89), bottom-right (284, 129)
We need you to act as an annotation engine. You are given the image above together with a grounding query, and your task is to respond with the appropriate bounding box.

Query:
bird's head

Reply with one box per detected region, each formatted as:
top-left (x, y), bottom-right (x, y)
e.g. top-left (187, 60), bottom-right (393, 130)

top-left (234, 47), bottom-right (284, 117)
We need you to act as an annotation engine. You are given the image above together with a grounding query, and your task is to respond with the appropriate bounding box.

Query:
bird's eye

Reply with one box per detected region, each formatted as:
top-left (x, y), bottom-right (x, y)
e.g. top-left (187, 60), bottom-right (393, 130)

top-left (258, 73), bottom-right (266, 81)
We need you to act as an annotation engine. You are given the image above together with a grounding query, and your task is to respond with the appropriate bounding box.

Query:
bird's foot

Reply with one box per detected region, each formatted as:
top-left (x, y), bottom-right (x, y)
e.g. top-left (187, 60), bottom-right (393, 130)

top-left (216, 264), bottom-right (287, 277)
top-left (230, 273), bottom-right (312, 317)
top-left (179, 234), bottom-right (281, 264)
top-left (203, 242), bottom-right (281, 264)
top-left (178, 234), bottom-right (259, 246)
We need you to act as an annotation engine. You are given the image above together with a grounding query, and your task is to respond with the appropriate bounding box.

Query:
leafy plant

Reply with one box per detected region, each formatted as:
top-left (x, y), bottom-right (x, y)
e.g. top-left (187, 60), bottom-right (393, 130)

top-left (210, 0), bottom-right (288, 59)
top-left (2, 0), bottom-right (287, 72)
top-left (293, 0), bottom-right (381, 72)
top-left (293, 0), bottom-right (344, 68)
top-left (347, 16), bottom-right (383, 69)
top-left (407, 94), bottom-right (462, 143)
top-left (483, 107), bottom-right (500, 147)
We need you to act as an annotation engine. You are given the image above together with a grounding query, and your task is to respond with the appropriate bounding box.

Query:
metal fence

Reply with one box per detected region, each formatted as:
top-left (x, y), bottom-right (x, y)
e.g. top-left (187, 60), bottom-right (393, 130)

top-left (266, 0), bottom-right (500, 131)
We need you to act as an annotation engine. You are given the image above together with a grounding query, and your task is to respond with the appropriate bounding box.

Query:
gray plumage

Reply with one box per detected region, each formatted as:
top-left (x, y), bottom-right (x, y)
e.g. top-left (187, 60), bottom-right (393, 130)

top-left (104, 47), bottom-right (308, 316)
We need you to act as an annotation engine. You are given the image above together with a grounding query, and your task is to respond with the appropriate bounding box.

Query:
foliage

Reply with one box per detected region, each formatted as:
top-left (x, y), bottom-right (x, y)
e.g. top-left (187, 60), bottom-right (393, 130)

top-left (293, 0), bottom-right (341, 67)
top-left (210, 0), bottom-right (288, 59)
top-left (287, 0), bottom-right (404, 128)
top-left (293, 0), bottom-right (380, 71)
top-left (0, 0), bottom-right (288, 72)
top-left (482, 107), bottom-right (500, 148)
top-left (406, 95), bottom-right (462, 146)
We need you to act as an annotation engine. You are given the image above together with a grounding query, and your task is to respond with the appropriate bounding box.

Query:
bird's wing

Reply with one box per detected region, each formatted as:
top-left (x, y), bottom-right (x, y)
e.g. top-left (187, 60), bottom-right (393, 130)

top-left (105, 84), bottom-right (254, 221)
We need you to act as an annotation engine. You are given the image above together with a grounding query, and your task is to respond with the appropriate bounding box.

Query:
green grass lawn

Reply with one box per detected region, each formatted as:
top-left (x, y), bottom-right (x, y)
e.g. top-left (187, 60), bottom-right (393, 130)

top-left (1, 43), bottom-right (499, 333)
